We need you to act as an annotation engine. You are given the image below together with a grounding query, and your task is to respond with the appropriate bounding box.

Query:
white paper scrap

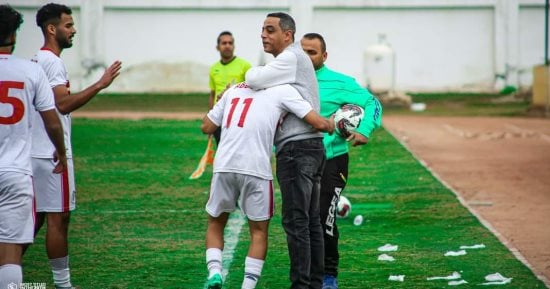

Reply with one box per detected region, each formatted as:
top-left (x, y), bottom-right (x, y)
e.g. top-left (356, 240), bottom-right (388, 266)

top-left (377, 254), bottom-right (395, 262)
top-left (485, 273), bottom-right (509, 282)
top-left (448, 280), bottom-right (468, 286)
top-left (481, 280), bottom-right (512, 285)
top-left (378, 244), bottom-right (398, 252)
top-left (480, 273), bottom-right (512, 285)
top-left (460, 244), bottom-right (486, 250)
top-left (388, 275), bottom-right (405, 282)
top-left (444, 250), bottom-right (467, 257)
top-left (427, 271), bottom-right (461, 280)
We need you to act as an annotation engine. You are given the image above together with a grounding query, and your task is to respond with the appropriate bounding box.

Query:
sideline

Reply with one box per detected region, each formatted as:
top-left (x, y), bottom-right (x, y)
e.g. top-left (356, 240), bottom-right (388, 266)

top-left (72, 111), bottom-right (204, 120)
top-left (383, 125), bottom-right (550, 288)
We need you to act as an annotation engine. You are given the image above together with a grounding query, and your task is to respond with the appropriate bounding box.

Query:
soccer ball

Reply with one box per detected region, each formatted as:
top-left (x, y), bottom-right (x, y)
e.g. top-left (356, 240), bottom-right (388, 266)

top-left (336, 195), bottom-right (352, 219)
top-left (334, 104), bottom-right (364, 138)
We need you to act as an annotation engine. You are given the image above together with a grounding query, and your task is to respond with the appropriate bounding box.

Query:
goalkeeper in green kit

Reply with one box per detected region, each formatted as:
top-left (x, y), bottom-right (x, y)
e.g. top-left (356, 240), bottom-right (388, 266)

top-left (301, 33), bottom-right (382, 289)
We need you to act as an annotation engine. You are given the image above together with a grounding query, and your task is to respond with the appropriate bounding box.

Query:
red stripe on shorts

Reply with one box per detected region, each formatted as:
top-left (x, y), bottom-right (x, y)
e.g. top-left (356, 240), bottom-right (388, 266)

top-left (269, 180), bottom-right (274, 218)
top-left (31, 176), bottom-right (36, 225)
top-left (61, 168), bottom-right (70, 212)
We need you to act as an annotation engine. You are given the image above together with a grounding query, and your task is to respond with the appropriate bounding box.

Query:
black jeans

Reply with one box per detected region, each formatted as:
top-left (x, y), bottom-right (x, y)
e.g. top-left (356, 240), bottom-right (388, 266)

top-left (276, 138), bottom-right (326, 289)
top-left (319, 153), bottom-right (349, 277)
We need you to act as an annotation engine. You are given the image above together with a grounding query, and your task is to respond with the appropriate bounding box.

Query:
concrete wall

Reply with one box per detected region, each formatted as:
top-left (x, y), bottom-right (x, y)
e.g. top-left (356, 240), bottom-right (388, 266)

top-left (8, 0), bottom-right (549, 93)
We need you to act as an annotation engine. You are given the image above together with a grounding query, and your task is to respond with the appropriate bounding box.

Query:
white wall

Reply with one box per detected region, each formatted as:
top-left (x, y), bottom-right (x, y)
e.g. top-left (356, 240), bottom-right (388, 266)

top-left (313, 7), bottom-right (495, 90)
top-left (7, 0), bottom-right (550, 93)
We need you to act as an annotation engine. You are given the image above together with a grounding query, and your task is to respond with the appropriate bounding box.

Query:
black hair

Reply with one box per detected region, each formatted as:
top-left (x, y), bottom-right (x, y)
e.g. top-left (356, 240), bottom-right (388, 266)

top-left (217, 31), bottom-right (233, 45)
top-left (267, 12), bottom-right (296, 40)
top-left (0, 5), bottom-right (23, 46)
top-left (303, 32), bottom-right (327, 53)
top-left (36, 3), bottom-right (72, 33)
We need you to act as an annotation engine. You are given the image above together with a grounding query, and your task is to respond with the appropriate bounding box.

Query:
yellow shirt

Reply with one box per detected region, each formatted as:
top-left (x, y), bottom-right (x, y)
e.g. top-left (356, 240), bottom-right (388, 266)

top-left (209, 56), bottom-right (251, 103)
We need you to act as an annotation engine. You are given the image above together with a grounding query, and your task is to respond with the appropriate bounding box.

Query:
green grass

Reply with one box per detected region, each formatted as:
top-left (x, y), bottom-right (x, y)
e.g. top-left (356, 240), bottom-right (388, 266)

top-left (384, 92), bottom-right (530, 117)
top-left (83, 91), bottom-right (532, 117)
top-left (23, 118), bottom-right (546, 288)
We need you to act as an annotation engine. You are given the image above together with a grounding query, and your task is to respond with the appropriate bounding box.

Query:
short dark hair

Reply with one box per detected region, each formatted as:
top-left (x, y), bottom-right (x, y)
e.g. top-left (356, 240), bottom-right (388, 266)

top-left (217, 31), bottom-right (233, 45)
top-left (0, 5), bottom-right (23, 45)
top-left (36, 3), bottom-right (72, 33)
top-left (267, 12), bottom-right (296, 40)
top-left (303, 33), bottom-right (327, 53)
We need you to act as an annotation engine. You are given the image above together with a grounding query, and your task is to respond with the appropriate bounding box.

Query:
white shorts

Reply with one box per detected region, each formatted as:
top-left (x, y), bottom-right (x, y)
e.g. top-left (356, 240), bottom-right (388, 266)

top-left (0, 172), bottom-right (34, 244)
top-left (206, 172), bottom-right (274, 221)
top-left (32, 158), bottom-right (76, 212)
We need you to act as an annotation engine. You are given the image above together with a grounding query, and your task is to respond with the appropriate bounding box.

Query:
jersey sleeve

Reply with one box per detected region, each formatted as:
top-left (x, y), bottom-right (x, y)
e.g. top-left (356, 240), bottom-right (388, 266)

top-left (357, 96), bottom-right (383, 138)
top-left (207, 88), bottom-right (229, 126)
top-left (33, 65), bottom-right (56, 112)
top-left (245, 51), bottom-right (297, 90)
top-left (43, 57), bottom-right (67, 88)
top-left (279, 86), bottom-right (313, 119)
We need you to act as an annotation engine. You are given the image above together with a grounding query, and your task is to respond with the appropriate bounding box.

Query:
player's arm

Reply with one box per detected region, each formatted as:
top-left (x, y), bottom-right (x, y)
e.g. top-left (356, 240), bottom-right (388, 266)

top-left (351, 95), bottom-right (383, 146)
top-left (245, 52), bottom-right (297, 90)
top-left (54, 60), bottom-right (122, 114)
top-left (209, 90), bottom-right (215, 109)
top-left (201, 90), bottom-right (227, 134)
top-left (303, 111), bottom-right (335, 134)
top-left (38, 109), bottom-right (67, 173)
top-left (201, 115), bottom-right (219, 134)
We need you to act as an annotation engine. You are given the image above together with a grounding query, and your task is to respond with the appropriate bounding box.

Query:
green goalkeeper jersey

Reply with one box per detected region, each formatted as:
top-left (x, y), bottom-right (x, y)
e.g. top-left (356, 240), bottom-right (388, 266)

top-left (316, 65), bottom-right (383, 160)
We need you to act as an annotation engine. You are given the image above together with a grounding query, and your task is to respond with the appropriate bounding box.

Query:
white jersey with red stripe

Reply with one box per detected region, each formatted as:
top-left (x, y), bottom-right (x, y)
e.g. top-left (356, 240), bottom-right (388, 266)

top-left (0, 53), bottom-right (56, 175)
top-left (207, 83), bottom-right (313, 180)
top-left (30, 48), bottom-right (72, 159)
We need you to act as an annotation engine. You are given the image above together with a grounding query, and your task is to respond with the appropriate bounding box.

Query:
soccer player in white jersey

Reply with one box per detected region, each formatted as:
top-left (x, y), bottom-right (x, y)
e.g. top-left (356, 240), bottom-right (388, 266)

top-left (0, 5), bottom-right (67, 287)
top-left (200, 82), bottom-right (334, 289)
top-left (30, 3), bottom-right (121, 289)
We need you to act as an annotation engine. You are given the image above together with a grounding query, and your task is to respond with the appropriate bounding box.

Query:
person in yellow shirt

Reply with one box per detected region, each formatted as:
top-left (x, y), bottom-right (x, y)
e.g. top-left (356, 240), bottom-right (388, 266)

top-left (209, 31), bottom-right (251, 144)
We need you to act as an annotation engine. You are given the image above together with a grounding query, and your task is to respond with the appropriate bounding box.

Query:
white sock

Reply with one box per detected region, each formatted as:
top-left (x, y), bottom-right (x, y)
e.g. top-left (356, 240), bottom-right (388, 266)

top-left (0, 264), bottom-right (22, 289)
top-left (50, 256), bottom-right (72, 288)
top-left (206, 248), bottom-right (222, 279)
top-left (241, 256), bottom-right (264, 289)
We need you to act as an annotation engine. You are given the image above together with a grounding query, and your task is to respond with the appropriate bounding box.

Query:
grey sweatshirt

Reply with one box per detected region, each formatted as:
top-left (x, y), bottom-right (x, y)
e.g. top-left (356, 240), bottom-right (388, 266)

top-left (246, 42), bottom-right (323, 152)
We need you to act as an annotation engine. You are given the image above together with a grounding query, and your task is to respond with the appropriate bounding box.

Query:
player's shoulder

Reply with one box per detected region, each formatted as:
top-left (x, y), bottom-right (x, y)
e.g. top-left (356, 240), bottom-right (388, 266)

top-left (322, 66), bottom-right (356, 83)
top-left (9, 55), bottom-right (42, 74)
top-left (34, 49), bottom-right (61, 63)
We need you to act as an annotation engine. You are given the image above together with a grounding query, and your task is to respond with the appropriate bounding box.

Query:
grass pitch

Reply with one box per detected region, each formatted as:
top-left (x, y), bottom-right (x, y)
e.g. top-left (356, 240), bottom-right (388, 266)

top-left (23, 118), bottom-right (546, 288)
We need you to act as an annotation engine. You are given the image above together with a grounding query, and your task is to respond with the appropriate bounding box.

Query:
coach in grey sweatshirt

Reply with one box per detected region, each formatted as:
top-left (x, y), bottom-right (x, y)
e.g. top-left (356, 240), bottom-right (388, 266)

top-left (245, 12), bottom-right (326, 289)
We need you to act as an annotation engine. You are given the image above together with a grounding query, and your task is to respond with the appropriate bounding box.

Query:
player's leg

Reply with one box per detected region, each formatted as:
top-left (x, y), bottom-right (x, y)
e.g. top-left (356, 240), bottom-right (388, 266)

top-left (205, 213), bottom-right (229, 289)
top-left (204, 173), bottom-right (238, 289)
top-left (0, 244), bottom-right (23, 288)
top-left (320, 154), bottom-right (348, 289)
top-left (0, 172), bottom-right (34, 287)
top-left (242, 220), bottom-right (269, 289)
top-left (33, 158), bottom-right (77, 289)
top-left (239, 175), bottom-right (274, 289)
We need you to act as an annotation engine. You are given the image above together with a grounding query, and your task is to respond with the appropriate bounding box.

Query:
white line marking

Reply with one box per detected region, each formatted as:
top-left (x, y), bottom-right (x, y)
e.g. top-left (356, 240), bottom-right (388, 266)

top-left (384, 128), bottom-right (550, 288)
top-left (505, 123), bottom-right (550, 143)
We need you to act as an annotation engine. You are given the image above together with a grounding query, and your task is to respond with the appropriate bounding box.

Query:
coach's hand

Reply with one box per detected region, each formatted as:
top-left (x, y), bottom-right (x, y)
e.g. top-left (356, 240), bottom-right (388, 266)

top-left (347, 132), bottom-right (368, 147)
